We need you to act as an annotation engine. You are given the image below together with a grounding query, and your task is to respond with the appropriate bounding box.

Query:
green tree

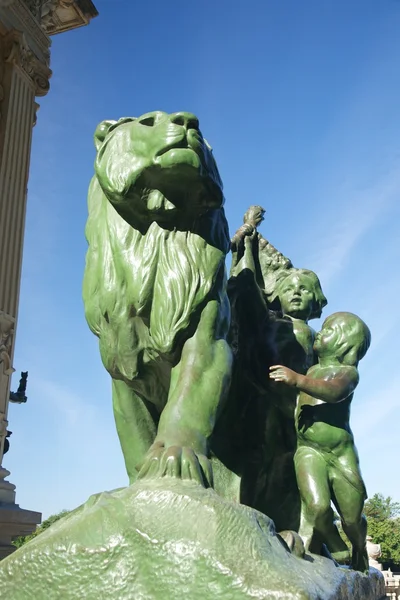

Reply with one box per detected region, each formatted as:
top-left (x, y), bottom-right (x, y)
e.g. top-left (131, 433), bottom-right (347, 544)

top-left (333, 494), bottom-right (400, 565)
top-left (367, 516), bottom-right (400, 564)
top-left (364, 494), bottom-right (400, 564)
top-left (364, 493), bottom-right (400, 521)
top-left (13, 509), bottom-right (70, 549)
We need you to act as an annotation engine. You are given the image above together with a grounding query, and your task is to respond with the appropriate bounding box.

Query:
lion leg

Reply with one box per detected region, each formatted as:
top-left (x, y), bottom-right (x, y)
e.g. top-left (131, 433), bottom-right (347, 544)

top-left (138, 299), bottom-right (232, 488)
top-left (112, 379), bottom-right (158, 485)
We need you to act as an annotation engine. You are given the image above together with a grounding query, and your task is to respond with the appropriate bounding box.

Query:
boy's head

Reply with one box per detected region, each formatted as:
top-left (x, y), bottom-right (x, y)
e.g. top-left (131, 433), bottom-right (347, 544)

top-left (314, 312), bottom-right (371, 366)
top-left (272, 268), bottom-right (327, 321)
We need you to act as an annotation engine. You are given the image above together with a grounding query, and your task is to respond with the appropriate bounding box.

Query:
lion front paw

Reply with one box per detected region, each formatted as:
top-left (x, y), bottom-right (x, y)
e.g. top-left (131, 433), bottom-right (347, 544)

top-left (137, 442), bottom-right (213, 488)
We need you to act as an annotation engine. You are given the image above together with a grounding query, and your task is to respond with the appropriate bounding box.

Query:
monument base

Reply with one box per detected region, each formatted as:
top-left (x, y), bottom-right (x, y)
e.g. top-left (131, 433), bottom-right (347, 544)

top-left (0, 503), bottom-right (41, 560)
top-left (0, 466), bottom-right (41, 560)
top-left (0, 479), bottom-right (385, 599)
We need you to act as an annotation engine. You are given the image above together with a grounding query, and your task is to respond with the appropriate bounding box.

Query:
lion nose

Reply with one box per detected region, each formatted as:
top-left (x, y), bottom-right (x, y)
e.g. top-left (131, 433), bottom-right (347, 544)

top-left (170, 112), bottom-right (199, 131)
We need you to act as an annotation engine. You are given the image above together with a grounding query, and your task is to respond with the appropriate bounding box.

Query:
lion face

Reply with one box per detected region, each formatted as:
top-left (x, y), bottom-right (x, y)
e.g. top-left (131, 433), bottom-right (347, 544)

top-left (94, 111), bottom-right (224, 228)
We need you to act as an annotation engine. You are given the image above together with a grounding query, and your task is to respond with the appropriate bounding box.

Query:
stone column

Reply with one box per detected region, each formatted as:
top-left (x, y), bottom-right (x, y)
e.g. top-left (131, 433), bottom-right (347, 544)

top-left (0, 0), bottom-right (97, 559)
top-left (0, 4), bottom-right (51, 556)
top-left (0, 312), bottom-right (16, 506)
top-left (0, 26), bottom-right (51, 470)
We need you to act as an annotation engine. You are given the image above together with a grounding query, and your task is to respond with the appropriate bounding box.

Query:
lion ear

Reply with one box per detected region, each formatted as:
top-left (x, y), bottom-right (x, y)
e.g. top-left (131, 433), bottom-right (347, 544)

top-left (94, 120), bottom-right (117, 151)
top-left (94, 117), bottom-right (137, 151)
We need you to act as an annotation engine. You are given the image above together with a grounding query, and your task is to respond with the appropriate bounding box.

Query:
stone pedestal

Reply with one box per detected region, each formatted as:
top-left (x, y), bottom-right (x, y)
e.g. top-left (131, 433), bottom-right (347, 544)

top-left (0, 502), bottom-right (40, 559)
top-left (0, 466), bottom-right (40, 558)
top-left (0, 480), bottom-right (386, 599)
top-left (0, 466), bottom-right (16, 504)
top-left (0, 466), bottom-right (40, 561)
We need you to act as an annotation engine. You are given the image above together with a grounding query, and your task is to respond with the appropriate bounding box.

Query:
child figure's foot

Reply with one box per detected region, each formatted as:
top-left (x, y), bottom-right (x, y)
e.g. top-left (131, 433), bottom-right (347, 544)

top-left (351, 547), bottom-right (369, 573)
top-left (278, 530), bottom-right (305, 558)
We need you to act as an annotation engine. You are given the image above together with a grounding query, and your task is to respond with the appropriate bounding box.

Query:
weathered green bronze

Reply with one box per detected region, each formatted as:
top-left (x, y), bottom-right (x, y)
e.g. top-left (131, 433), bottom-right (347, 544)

top-left (270, 311), bottom-right (371, 573)
top-left (226, 211), bottom-right (328, 533)
top-left (0, 479), bottom-right (384, 600)
top-left (83, 111), bottom-right (232, 489)
top-left (0, 115), bottom-right (383, 600)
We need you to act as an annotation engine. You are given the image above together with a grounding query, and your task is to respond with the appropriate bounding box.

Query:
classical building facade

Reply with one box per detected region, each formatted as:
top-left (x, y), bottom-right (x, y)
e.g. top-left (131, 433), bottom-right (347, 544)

top-left (0, 0), bottom-right (98, 559)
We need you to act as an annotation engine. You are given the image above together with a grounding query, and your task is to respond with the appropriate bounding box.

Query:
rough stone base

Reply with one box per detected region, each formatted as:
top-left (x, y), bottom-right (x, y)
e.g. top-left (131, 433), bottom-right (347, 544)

top-left (0, 479), bottom-right (385, 600)
top-left (0, 503), bottom-right (41, 560)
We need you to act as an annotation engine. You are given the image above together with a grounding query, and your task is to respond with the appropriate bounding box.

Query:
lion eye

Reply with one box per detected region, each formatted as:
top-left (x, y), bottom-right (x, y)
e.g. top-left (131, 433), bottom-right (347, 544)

top-left (139, 116), bottom-right (155, 127)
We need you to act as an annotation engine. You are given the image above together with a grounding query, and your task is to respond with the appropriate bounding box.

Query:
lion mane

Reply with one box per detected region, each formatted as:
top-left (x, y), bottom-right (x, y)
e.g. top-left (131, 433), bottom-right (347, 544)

top-left (83, 112), bottom-right (230, 384)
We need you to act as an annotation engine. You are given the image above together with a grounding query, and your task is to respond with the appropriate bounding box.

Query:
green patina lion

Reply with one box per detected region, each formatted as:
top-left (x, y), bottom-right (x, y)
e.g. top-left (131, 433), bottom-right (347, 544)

top-left (83, 111), bottom-right (232, 488)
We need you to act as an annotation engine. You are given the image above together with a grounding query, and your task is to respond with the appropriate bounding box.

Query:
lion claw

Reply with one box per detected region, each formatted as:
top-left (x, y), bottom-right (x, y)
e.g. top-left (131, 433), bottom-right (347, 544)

top-left (138, 443), bottom-right (213, 488)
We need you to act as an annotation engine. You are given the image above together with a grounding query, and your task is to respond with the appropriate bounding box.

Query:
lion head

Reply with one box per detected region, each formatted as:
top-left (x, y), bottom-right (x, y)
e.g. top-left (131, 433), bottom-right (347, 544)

top-left (94, 111), bottom-right (224, 231)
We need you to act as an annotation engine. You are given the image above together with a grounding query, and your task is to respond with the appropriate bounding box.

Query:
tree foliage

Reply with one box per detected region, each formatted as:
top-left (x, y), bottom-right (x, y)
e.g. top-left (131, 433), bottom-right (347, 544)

top-left (367, 517), bottom-right (400, 564)
top-left (364, 494), bottom-right (400, 564)
top-left (13, 510), bottom-right (70, 549)
top-left (334, 494), bottom-right (400, 564)
top-left (364, 493), bottom-right (400, 521)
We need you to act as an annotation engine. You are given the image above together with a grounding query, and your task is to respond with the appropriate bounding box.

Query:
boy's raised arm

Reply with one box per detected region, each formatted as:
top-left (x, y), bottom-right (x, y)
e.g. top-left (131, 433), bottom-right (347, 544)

top-left (269, 365), bottom-right (359, 403)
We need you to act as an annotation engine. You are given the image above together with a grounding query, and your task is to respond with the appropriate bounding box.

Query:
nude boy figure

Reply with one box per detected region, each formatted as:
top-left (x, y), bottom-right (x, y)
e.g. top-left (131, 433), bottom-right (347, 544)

top-left (269, 312), bottom-right (371, 573)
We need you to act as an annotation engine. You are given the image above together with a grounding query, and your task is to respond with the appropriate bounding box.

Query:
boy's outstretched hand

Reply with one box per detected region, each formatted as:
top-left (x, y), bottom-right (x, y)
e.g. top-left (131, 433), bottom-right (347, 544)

top-left (269, 365), bottom-right (299, 387)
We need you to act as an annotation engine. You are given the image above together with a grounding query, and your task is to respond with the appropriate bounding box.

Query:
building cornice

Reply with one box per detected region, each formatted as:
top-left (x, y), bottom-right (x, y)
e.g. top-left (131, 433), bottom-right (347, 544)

top-left (25, 0), bottom-right (98, 36)
top-left (0, 0), bottom-right (51, 64)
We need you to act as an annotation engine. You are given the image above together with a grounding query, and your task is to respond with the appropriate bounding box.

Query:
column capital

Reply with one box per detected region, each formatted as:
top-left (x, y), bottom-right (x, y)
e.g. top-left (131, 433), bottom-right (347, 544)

top-left (3, 29), bottom-right (52, 96)
top-left (0, 0), bottom-right (51, 64)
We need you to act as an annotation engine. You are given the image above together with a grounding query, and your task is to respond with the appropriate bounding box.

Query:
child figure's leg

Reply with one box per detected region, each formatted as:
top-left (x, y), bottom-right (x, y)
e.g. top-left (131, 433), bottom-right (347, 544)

top-left (294, 446), bottom-right (347, 556)
top-left (330, 449), bottom-right (368, 573)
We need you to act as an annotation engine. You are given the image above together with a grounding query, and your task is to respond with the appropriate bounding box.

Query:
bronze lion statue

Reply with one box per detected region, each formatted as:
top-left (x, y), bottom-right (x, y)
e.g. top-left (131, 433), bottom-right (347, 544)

top-left (83, 111), bottom-right (232, 488)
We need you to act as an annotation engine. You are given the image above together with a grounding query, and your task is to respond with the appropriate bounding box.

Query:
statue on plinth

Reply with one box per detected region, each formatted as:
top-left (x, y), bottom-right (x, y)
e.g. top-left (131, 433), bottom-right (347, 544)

top-left (0, 112), bottom-right (384, 600)
top-left (9, 371), bottom-right (28, 404)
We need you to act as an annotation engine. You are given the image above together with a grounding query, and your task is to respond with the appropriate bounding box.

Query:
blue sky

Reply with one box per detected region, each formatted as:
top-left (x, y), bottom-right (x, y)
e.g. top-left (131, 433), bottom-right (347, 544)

top-left (6, 0), bottom-right (400, 519)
